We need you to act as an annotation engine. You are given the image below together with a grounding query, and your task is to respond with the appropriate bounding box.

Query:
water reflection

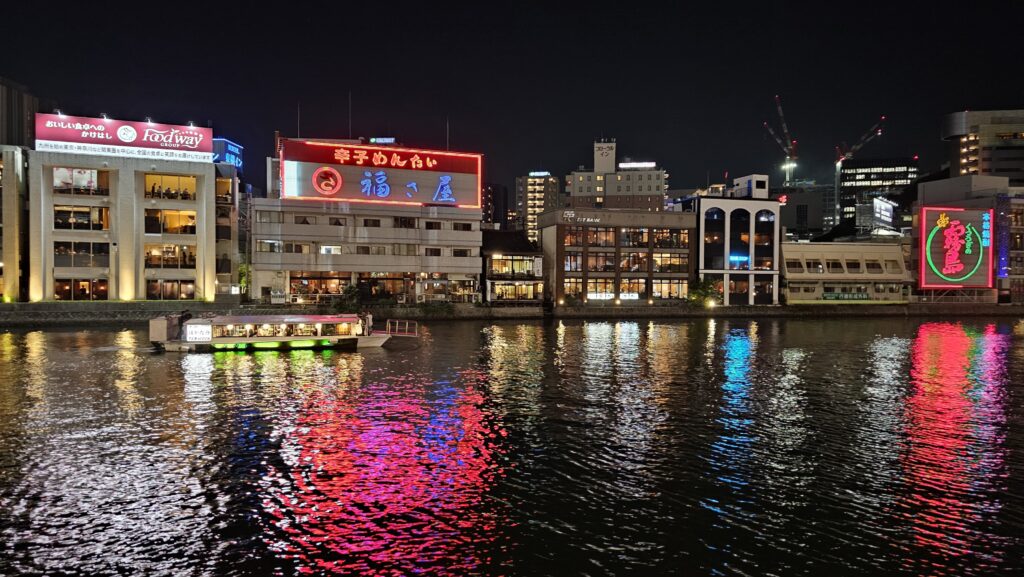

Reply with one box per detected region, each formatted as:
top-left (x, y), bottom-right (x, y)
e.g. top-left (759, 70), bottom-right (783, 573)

top-left (258, 361), bottom-right (507, 575)
top-left (899, 322), bottom-right (1012, 574)
top-left (0, 320), bottom-right (1022, 576)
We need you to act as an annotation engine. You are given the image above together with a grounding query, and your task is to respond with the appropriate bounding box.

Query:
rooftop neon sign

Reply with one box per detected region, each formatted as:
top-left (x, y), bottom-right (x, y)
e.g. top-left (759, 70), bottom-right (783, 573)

top-left (919, 206), bottom-right (994, 289)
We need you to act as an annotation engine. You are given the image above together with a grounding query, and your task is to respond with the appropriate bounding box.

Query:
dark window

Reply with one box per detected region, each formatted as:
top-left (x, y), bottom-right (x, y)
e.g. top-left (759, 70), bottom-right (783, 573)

top-left (453, 249), bottom-right (471, 257)
top-left (363, 219), bottom-right (381, 227)
top-left (453, 222), bottom-right (472, 231)
top-left (425, 221), bottom-right (442, 230)
top-left (394, 217), bottom-right (416, 229)
top-left (425, 247), bottom-right (442, 257)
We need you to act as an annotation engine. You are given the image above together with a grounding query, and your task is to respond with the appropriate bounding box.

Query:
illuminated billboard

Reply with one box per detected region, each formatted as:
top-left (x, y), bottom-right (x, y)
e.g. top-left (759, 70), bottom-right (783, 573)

top-left (35, 113), bottom-right (213, 162)
top-left (280, 139), bottom-right (482, 208)
top-left (919, 207), bottom-right (994, 289)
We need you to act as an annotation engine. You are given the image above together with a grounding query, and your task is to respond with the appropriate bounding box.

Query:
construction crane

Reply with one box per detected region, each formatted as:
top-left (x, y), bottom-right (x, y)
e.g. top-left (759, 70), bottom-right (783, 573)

top-left (763, 95), bottom-right (798, 185)
top-left (832, 115), bottom-right (886, 228)
top-left (836, 115), bottom-right (886, 164)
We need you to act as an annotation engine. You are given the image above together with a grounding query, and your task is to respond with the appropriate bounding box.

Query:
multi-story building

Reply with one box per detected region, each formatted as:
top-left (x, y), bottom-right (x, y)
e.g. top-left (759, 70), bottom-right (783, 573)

top-left (770, 181), bottom-right (831, 239)
top-left (1, 146), bottom-right (27, 301)
top-left (566, 140), bottom-right (667, 212)
top-left (514, 171), bottom-right (560, 243)
top-left (0, 76), bottom-right (39, 148)
top-left (481, 229), bottom-right (543, 303)
top-left (481, 182), bottom-right (509, 227)
top-left (25, 113), bottom-right (221, 302)
top-left (250, 138), bottom-right (483, 304)
top-left (694, 174), bottom-right (781, 305)
top-left (782, 242), bottom-right (911, 303)
top-left (913, 175), bottom-right (1024, 304)
top-left (539, 208), bottom-right (696, 306)
top-left (837, 157), bottom-right (917, 224)
top-left (944, 109), bottom-right (1024, 186)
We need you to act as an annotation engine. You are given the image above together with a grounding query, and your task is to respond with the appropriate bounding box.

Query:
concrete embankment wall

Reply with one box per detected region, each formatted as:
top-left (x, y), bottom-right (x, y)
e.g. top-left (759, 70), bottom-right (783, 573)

top-left (0, 302), bottom-right (1021, 328)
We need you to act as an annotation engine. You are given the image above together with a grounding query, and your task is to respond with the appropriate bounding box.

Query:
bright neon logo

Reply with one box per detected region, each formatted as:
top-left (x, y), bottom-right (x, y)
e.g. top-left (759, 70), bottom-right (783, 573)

top-left (312, 166), bottom-right (342, 196)
top-left (924, 211), bottom-right (990, 283)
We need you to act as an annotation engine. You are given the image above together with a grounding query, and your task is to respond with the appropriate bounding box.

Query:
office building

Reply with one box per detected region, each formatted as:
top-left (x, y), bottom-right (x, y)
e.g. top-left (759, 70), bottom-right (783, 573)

top-left (250, 137), bottom-right (483, 304)
top-left (944, 110), bottom-right (1024, 186)
top-left (539, 208), bottom-right (696, 306)
top-left (770, 181), bottom-right (831, 239)
top-left (837, 157), bottom-right (917, 224)
top-left (514, 172), bottom-right (560, 243)
top-left (566, 140), bottom-right (667, 211)
top-left (26, 113), bottom-right (222, 302)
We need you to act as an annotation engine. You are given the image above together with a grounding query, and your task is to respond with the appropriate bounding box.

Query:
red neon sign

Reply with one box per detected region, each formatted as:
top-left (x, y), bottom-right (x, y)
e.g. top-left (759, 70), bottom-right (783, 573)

top-left (919, 207), bottom-right (994, 290)
top-left (280, 139), bottom-right (482, 208)
top-left (311, 166), bottom-right (342, 196)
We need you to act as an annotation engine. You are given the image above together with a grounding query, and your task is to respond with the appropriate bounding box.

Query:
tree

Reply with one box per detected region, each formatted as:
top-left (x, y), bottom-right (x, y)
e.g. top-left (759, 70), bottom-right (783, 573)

top-left (688, 278), bottom-right (722, 306)
top-left (333, 285), bottom-right (362, 313)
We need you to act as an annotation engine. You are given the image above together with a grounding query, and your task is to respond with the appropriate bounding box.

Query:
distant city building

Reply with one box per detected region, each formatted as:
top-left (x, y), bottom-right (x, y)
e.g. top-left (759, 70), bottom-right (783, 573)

top-left (0, 77), bottom-right (39, 148)
top-left (481, 229), bottom-right (543, 303)
top-left (25, 113), bottom-right (224, 302)
top-left (566, 140), bottom-right (667, 211)
top-left (837, 157), bottom-right (917, 224)
top-left (514, 172), bottom-right (559, 243)
top-left (770, 181), bottom-right (831, 239)
top-left (539, 208), bottom-right (696, 305)
top-left (251, 138), bottom-right (483, 304)
top-left (943, 109), bottom-right (1024, 186)
top-left (481, 182), bottom-right (510, 227)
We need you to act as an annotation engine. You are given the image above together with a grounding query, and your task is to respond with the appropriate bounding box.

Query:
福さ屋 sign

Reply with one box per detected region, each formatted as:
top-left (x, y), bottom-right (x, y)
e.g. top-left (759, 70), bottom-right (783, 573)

top-left (34, 113), bottom-right (213, 162)
top-left (919, 207), bottom-right (994, 289)
top-left (280, 139), bottom-right (481, 208)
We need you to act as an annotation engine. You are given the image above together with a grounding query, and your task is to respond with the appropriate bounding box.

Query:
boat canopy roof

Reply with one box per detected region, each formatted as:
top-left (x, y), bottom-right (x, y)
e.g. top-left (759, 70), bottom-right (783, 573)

top-left (184, 314), bottom-right (361, 326)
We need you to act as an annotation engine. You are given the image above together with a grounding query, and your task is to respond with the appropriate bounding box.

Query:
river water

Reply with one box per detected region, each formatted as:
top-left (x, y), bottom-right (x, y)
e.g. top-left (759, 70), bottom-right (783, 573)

top-left (1, 318), bottom-right (1023, 576)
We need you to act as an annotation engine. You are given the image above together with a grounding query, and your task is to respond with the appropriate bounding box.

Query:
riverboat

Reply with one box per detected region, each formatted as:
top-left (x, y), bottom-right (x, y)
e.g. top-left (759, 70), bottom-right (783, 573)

top-left (149, 313), bottom-right (415, 352)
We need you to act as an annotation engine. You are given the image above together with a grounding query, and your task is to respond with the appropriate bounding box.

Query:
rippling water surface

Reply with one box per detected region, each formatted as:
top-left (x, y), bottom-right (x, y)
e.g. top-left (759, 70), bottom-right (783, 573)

top-left (1, 318), bottom-right (1023, 576)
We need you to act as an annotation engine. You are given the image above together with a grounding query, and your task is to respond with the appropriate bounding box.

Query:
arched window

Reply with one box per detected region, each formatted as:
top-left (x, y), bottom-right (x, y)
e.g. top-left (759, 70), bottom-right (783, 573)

top-left (754, 210), bottom-right (776, 270)
top-left (729, 208), bottom-right (750, 270)
top-left (704, 208), bottom-right (726, 269)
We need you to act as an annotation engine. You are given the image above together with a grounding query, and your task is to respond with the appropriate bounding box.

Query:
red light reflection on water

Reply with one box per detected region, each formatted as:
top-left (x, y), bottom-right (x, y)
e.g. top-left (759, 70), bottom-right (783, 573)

top-left (261, 369), bottom-right (508, 575)
top-left (902, 322), bottom-right (1009, 570)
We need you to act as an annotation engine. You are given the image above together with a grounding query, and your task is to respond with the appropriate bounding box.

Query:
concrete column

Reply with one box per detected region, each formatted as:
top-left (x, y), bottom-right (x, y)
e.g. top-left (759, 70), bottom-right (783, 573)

top-left (749, 212), bottom-right (756, 305)
top-left (722, 210), bottom-right (731, 306)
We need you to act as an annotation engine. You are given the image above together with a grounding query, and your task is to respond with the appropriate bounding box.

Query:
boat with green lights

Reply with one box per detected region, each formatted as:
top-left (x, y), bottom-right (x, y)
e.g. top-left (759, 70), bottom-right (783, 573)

top-left (149, 313), bottom-right (411, 352)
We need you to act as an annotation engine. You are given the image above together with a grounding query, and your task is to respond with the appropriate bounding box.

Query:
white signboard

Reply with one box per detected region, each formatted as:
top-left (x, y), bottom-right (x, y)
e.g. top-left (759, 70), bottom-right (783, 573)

top-left (185, 324), bottom-right (212, 343)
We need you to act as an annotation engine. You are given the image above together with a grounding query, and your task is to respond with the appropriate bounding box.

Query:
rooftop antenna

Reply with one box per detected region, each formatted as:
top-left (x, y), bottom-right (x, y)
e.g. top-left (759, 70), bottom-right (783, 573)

top-left (348, 91), bottom-right (352, 139)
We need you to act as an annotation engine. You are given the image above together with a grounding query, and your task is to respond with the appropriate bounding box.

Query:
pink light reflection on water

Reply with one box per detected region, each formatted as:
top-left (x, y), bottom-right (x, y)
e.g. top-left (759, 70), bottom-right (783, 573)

top-left (901, 322), bottom-right (1011, 573)
top-left (260, 368), bottom-right (509, 575)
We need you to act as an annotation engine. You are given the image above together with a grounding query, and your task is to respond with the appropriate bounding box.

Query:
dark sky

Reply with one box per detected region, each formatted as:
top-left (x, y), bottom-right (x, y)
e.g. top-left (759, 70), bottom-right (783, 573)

top-left (5, 1), bottom-right (1024, 193)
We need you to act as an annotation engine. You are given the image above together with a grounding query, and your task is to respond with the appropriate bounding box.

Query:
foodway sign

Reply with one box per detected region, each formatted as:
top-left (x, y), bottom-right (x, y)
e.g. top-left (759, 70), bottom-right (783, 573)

top-left (35, 113), bottom-right (213, 162)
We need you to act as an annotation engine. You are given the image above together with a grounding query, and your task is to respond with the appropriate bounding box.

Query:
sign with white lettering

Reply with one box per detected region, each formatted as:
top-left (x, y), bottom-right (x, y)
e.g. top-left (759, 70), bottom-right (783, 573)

top-left (35, 113), bottom-right (213, 162)
top-left (185, 323), bottom-right (212, 342)
top-left (280, 139), bottom-right (482, 208)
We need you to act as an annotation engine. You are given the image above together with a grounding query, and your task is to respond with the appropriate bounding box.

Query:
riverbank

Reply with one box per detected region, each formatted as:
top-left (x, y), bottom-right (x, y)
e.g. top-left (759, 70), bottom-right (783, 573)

top-left (0, 301), bottom-right (1022, 327)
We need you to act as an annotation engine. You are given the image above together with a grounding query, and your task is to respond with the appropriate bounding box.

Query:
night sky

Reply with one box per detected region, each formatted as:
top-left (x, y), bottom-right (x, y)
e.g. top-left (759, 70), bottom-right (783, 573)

top-left (4, 1), bottom-right (1023, 194)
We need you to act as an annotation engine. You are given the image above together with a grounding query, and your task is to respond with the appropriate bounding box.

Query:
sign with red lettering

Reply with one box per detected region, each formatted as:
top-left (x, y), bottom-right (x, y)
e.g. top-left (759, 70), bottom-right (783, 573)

top-left (280, 139), bottom-right (482, 208)
top-left (35, 113), bottom-right (213, 162)
top-left (919, 206), bottom-right (994, 289)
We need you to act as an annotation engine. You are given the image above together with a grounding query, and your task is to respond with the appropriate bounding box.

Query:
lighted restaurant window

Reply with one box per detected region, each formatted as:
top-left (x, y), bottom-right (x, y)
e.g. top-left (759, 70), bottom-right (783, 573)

top-left (586, 227), bottom-right (615, 247)
top-left (619, 252), bottom-right (649, 272)
top-left (54, 206), bottom-right (109, 231)
top-left (563, 278), bottom-right (583, 297)
top-left (652, 228), bottom-right (687, 249)
top-left (54, 278), bottom-right (108, 301)
top-left (146, 279), bottom-right (195, 300)
top-left (587, 252), bottom-right (616, 272)
top-left (651, 279), bottom-right (687, 299)
top-left (564, 254), bottom-right (582, 272)
top-left (564, 226), bottom-right (584, 246)
top-left (618, 278), bottom-right (646, 298)
top-left (145, 174), bottom-right (197, 200)
top-left (53, 242), bottom-right (110, 267)
top-left (653, 253), bottom-right (687, 273)
top-left (144, 209), bottom-right (196, 234)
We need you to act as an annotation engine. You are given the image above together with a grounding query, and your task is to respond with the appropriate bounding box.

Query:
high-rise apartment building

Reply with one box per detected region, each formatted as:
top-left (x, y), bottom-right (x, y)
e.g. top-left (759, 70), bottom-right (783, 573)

top-left (514, 172), bottom-right (560, 243)
top-left (944, 110), bottom-right (1024, 186)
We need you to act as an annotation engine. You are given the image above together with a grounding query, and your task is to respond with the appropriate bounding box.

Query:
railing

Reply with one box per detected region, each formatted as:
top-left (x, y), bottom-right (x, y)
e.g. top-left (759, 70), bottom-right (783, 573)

top-left (384, 319), bottom-right (418, 337)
